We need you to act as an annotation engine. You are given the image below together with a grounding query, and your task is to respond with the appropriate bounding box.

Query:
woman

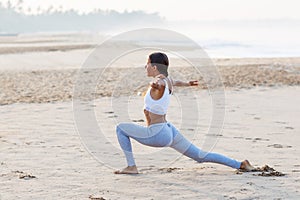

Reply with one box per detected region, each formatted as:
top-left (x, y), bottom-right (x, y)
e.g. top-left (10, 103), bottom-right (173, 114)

top-left (115, 52), bottom-right (254, 174)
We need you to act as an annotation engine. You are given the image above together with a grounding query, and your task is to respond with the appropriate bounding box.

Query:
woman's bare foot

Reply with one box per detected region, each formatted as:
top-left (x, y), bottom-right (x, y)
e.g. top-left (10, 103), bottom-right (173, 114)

top-left (239, 160), bottom-right (256, 172)
top-left (114, 166), bottom-right (139, 174)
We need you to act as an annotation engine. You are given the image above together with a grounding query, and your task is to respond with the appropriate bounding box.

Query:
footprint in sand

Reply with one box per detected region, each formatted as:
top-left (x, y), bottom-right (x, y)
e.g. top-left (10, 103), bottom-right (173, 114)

top-left (267, 144), bottom-right (292, 148)
top-left (285, 126), bottom-right (294, 130)
top-left (274, 121), bottom-right (287, 124)
top-left (108, 115), bottom-right (118, 118)
top-left (252, 137), bottom-right (270, 142)
top-left (292, 165), bottom-right (300, 173)
top-left (245, 137), bottom-right (269, 142)
top-left (132, 119), bottom-right (144, 122)
top-left (159, 167), bottom-right (183, 173)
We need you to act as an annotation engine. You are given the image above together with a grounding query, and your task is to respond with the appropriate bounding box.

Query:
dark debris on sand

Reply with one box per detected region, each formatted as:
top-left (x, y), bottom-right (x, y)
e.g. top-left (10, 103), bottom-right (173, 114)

top-left (88, 195), bottom-right (106, 200)
top-left (237, 165), bottom-right (285, 177)
top-left (159, 167), bottom-right (183, 173)
top-left (254, 165), bottom-right (285, 177)
top-left (12, 170), bottom-right (37, 180)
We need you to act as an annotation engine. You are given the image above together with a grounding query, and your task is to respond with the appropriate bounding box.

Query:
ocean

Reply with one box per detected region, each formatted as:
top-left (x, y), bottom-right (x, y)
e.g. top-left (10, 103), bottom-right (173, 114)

top-left (166, 19), bottom-right (300, 58)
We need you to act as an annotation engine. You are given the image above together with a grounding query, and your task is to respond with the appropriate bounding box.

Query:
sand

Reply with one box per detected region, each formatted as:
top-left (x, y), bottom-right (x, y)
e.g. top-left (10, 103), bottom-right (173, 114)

top-left (0, 33), bottom-right (300, 199)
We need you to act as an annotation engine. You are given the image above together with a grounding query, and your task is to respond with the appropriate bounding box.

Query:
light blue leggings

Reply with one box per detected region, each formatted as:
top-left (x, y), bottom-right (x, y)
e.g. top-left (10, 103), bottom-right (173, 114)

top-left (116, 122), bottom-right (241, 169)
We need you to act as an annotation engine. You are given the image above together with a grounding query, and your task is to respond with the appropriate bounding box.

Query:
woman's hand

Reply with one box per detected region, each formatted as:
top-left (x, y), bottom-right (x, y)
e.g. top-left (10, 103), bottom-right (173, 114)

top-left (189, 80), bottom-right (199, 86)
top-left (173, 80), bottom-right (199, 87)
top-left (150, 77), bottom-right (165, 90)
top-left (150, 81), bottom-right (161, 89)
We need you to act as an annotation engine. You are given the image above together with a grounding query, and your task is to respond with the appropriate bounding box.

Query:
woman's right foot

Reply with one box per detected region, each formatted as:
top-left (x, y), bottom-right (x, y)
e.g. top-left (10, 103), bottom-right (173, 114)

top-left (114, 166), bottom-right (139, 174)
top-left (239, 160), bottom-right (256, 172)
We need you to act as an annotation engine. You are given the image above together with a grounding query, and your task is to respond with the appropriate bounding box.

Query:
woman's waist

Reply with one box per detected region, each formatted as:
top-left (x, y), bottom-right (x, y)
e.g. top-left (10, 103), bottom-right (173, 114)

top-left (148, 121), bottom-right (172, 129)
top-left (148, 119), bottom-right (167, 126)
top-left (146, 112), bottom-right (167, 125)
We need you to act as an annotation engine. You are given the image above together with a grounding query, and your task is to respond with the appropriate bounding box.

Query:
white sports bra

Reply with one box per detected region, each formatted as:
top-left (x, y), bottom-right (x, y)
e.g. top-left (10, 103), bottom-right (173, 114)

top-left (144, 79), bottom-right (171, 115)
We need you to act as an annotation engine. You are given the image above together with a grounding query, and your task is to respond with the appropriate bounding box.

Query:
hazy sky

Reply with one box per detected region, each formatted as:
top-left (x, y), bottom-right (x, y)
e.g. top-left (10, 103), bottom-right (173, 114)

top-left (1, 0), bottom-right (300, 20)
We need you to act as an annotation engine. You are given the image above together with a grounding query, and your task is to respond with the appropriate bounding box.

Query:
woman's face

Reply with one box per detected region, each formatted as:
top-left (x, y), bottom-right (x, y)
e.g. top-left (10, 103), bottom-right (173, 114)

top-left (145, 58), bottom-right (157, 77)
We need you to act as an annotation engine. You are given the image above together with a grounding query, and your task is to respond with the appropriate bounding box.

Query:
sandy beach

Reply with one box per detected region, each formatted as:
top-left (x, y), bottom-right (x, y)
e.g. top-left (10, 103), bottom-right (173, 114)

top-left (0, 33), bottom-right (300, 199)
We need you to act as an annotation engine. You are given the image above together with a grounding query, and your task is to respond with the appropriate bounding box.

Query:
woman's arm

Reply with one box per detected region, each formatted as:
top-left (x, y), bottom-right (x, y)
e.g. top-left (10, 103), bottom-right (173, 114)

top-left (173, 80), bottom-right (199, 87)
top-left (155, 74), bottom-right (198, 87)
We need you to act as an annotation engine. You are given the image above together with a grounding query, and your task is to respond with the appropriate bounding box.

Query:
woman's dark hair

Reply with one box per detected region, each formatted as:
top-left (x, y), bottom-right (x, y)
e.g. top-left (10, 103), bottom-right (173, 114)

top-left (149, 52), bottom-right (169, 77)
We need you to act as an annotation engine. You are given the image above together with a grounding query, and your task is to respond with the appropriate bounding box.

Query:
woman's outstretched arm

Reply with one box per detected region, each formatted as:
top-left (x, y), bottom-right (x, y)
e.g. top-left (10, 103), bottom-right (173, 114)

top-left (172, 80), bottom-right (199, 87)
top-left (155, 74), bottom-right (198, 87)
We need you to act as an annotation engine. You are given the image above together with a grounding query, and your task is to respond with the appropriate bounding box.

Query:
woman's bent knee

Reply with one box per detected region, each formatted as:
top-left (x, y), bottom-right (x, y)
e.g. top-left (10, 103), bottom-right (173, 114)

top-left (116, 122), bottom-right (128, 132)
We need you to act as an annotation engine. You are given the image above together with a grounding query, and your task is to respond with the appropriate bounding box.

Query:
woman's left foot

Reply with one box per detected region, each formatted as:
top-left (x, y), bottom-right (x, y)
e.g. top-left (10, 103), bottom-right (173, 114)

top-left (239, 160), bottom-right (256, 172)
top-left (114, 166), bottom-right (139, 174)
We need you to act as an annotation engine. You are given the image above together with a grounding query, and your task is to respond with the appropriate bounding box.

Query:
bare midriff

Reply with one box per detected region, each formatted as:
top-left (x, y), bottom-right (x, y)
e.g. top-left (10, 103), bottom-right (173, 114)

top-left (144, 109), bottom-right (167, 126)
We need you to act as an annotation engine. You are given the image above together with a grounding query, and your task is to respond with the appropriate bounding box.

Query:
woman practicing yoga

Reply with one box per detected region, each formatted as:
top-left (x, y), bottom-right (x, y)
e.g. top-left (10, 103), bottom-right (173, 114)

top-left (115, 52), bottom-right (254, 174)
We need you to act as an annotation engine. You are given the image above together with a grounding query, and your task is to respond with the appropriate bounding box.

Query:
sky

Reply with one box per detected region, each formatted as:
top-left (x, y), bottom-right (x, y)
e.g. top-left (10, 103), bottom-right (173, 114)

top-left (1, 0), bottom-right (300, 21)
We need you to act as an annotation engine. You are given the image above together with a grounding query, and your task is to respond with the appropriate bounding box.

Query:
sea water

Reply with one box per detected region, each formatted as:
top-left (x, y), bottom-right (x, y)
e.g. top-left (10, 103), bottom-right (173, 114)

top-left (166, 19), bottom-right (300, 58)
